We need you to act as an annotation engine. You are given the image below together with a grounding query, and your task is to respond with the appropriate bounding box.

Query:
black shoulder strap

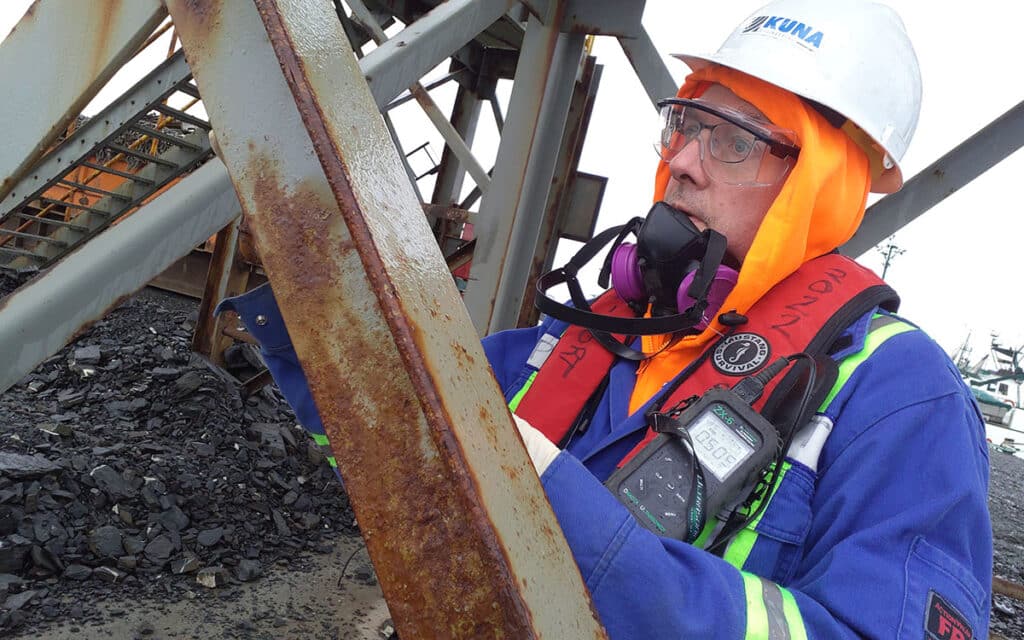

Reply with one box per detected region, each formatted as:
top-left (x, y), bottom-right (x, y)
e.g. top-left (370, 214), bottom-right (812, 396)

top-left (760, 282), bottom-right (900, 439)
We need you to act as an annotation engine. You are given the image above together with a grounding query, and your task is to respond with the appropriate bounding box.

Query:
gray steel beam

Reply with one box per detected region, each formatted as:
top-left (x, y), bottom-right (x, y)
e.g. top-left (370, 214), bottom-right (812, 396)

top-left (348, 0), bottom-right (492, 191)
top-left (430, 83), bottom-right (484, 206)
top-left (0, 50), bottom-right (193, 214)
top-left (0, 161), bottom-right (240, 395)
top-left (0, 0), bottom-right (167, 201)
top-left (516, 56), bottom-right (602, 328)
top-left (842, 99), bottom-right (1024, 257)
top-left (562, 0), bottom-right (644, 37)
top-left (165, 1), bottom-right (605, 637)
top-left (466, 4), bottom-right (587, 334)
top-left (360, 0), bottom-right (520, 107)
top-left (618, 27), bottom-right (678, 110)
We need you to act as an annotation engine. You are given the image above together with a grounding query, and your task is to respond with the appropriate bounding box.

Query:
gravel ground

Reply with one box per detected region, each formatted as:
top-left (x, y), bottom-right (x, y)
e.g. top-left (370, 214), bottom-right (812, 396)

top-left (987, 445), bottom-right (1024, 638)
top-left (2, 271), bottom-right (1024, 638)
top-left (0, 274), bottom-right (372, 637)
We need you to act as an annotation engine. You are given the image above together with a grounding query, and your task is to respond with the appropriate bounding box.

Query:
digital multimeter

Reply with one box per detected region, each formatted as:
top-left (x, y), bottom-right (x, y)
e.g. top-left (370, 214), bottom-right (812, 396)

top-left (604, 388), bottom-right (779, 542)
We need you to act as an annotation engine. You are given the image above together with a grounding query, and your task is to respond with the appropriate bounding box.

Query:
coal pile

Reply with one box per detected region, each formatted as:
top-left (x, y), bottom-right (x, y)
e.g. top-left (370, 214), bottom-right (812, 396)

top-left (0, 278), bottom-right (357, 634)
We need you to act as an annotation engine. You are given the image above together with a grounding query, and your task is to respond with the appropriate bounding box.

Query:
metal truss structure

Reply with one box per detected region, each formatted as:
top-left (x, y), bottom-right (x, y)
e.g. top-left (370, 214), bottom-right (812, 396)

top-left (2, 0), bottom-right (1024, 635)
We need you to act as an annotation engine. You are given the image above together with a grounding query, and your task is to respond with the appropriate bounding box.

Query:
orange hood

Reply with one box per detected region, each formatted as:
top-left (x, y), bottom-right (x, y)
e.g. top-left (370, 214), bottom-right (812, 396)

top-left (630, 65), bottom-right (871, 412)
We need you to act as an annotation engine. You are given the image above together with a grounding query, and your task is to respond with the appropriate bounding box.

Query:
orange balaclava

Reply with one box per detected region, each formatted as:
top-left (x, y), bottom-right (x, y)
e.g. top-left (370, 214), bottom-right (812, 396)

top-left (630, 65), bottom-right (872, 413)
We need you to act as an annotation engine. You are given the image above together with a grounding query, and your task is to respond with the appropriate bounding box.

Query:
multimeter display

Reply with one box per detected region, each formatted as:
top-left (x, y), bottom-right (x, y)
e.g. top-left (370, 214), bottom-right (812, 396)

top-left (605, 389), bottom-right (778, 542)
top-left (689, 411), bottom-right (755, 481)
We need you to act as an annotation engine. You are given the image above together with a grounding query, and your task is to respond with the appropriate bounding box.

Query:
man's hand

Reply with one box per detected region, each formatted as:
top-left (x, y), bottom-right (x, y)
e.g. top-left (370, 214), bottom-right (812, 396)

top-left (513, 414), bottom-right (559, 476)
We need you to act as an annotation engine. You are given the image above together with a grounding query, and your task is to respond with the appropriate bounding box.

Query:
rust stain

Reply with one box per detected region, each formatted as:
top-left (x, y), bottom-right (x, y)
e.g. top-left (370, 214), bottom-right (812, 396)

top-left (166, 0), bottom-right (222, 62)
top-left (5, 0), bottom-right (40, 38)
top-left (90, 0), bottom-right (122, 78)
top-left (243, 151), bottom-right (532, 638)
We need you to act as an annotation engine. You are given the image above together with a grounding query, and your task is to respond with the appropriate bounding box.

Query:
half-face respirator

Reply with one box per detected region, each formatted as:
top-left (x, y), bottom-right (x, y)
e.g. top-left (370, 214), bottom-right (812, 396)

top-left (535, 202), bottom-right (739, 350)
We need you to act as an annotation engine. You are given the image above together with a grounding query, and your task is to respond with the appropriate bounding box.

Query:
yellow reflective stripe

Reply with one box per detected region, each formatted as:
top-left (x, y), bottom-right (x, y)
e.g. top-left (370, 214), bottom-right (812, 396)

top-left (742, 572), bottom-right (770, 639)
top-left (742, 573), bottom-right (808, 640)
top-left (311, 433), bottom-right (330, 446)
top-left (508, 371), bottom-right (537, 412)
top-left (818, 317), bottom-right (916, 410)
top-left (781, 587), bottom-right (808, 640)
top-left (326, 456), bottom-right (338, 468)
top-left (722, 462), bottom-right (791, 569)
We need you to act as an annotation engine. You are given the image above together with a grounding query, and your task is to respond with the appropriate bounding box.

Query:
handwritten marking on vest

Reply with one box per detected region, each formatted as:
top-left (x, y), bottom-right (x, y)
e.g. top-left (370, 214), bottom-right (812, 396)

top-left (770, 268), bottom-right (847, 339)
top-left (558, 330), bottom-right (593, 378)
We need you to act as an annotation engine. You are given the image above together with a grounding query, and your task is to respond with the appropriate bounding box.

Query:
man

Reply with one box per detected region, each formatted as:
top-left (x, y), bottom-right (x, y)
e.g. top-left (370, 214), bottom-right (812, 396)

top-left (220, 0), bottom-right (992, 637)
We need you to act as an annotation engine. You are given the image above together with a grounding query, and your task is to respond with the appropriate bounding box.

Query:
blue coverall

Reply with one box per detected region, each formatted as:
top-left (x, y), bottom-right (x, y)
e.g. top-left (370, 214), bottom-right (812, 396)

top-left (219, 283), bottom-right (992, 639)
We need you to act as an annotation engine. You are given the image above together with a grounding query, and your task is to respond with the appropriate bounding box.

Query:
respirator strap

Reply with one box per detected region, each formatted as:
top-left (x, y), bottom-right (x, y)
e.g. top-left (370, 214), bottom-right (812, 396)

top-left (686, 231), bottom-right (728, 303)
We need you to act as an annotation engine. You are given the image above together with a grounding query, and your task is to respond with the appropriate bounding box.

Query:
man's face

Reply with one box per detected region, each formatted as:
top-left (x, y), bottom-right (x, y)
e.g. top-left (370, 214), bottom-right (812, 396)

top-left (661, 84), bottom-right (789, 264)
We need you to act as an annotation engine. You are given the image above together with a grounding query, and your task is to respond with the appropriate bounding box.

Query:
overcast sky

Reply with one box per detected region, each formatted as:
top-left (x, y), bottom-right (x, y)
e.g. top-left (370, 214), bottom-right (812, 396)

top-left (2, 1), bottom-right (1022, 365)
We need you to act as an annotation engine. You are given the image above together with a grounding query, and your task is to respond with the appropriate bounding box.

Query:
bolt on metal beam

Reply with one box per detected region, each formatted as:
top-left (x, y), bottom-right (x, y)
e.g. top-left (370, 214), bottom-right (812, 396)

top-left (0, 0), bottom-right (167, 201)
top-left (165, 1), bottom-right (606, 637)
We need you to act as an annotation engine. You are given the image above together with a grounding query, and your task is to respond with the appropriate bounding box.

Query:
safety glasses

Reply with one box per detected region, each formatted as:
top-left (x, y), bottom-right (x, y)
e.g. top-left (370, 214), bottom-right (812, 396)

top-left (657, 98), bottom-right (800, 187)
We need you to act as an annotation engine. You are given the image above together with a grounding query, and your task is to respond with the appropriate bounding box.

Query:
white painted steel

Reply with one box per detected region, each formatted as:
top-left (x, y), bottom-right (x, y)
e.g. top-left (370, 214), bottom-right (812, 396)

top-left (0, 161), bottom-right (240, 395)
top-left (0, 0), bottom-right (166, 201)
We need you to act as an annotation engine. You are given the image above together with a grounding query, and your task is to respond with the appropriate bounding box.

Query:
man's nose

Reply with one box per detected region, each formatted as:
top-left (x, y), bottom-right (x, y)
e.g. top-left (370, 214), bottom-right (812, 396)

top-left (667, 134), bottom-right (708, 187)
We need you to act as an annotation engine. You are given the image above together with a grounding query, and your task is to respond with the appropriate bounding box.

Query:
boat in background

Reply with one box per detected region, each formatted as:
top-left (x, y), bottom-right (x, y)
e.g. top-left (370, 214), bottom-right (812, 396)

top-left (954, 334), bottom-right (1023, 427)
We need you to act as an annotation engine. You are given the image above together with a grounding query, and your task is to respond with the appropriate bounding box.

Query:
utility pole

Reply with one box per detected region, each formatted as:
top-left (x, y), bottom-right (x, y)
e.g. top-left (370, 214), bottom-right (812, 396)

top-left (876, 235), bottom-right (906, 279)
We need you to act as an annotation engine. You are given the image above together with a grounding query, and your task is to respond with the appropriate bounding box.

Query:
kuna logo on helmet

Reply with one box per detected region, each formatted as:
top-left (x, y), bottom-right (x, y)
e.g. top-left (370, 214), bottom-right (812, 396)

top-left (741, 15), bottom-right (824, 50)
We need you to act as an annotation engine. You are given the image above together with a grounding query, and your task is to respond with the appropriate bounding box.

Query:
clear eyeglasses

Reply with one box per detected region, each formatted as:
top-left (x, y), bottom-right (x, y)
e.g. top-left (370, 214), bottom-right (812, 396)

top-left (657, 98), bottom-right (800, 187)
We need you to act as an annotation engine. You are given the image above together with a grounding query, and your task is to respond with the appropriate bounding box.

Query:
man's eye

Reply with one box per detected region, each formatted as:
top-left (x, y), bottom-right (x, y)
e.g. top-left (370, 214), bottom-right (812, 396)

top-left (729, 137), bottom-right (753, 157)
top-left (680, 122), bottom-right (702, 138)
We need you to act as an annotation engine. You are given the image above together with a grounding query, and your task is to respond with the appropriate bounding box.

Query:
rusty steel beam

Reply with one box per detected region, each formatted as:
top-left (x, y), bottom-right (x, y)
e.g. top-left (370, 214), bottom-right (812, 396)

top-left (994, 576), bottom-right (1024, 602)
top-left (191, 219), bottom-right (254, 367)
top-left (0, 0), bottom-right (167, 201)
top-left (165, 1), bottom-right (606, 638)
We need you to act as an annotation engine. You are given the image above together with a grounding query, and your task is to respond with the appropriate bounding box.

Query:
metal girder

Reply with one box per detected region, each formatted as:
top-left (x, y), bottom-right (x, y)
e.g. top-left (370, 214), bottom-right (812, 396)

top-left (465, 3), bottom-right (587, 334)
top-left (191, 219), bottom-right (254, 367)
top-left (618, 27), bottom-right (678, 111)
top-left (360, 0), bottom-right (519, 107)
top-left (515, 56), bottom-right (602, 328)
top-left (562, 0), bottom-right (645, 37)
top-left (0, 161), bottom-right (240, 395)
top-left (165, 1), bottom-right (605, 638)
top-left (430, 83), bottom-right (484, 206)
top-left (0, 0), bottom-right (167, 201)
top-left (0, 50), bottom-right (193, 214)
top-left (347, 0), bottom-right (492, 191)
top-left (842, 99), bottom-right (1024, 257)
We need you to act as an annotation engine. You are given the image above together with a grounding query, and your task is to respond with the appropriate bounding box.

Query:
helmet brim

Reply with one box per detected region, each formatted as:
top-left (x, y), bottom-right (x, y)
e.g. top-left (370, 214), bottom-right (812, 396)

top-left (669, 52), bottom-right (903, 194)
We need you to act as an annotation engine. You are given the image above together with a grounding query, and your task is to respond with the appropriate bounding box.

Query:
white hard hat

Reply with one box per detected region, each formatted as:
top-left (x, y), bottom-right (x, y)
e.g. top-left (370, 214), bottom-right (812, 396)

top-left (673, 0), bottom-right (922, 193)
